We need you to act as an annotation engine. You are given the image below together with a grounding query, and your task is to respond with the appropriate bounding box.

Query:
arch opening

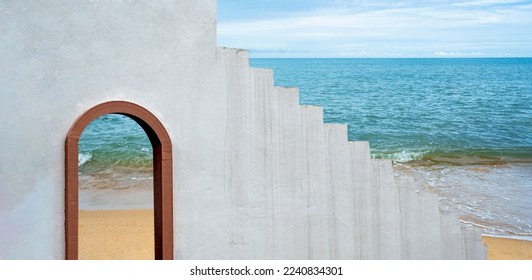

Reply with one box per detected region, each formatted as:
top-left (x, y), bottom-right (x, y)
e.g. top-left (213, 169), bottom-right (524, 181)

top-left (78, 114), bottom-right (153, 259)
top-left (65, 101), bottom-right (173, 260)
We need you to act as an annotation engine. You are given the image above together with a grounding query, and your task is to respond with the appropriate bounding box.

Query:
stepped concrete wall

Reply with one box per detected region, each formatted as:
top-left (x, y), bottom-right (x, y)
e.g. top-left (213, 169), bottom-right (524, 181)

top-left (0, 0), bottom-right (486, 259)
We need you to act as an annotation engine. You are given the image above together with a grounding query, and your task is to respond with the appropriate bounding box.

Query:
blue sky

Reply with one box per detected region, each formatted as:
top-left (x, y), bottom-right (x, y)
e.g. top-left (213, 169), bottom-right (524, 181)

top-left (217, 0), bottom-right (532, 58)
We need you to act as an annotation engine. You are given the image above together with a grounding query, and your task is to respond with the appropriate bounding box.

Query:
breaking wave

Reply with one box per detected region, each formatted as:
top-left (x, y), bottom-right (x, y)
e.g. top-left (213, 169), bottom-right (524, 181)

top-left (372, 148), bottom-right (532, 166)
top-left (372, 150), bottom-right (427, 163)
top-left (78, 153), bottom-right (92, 167)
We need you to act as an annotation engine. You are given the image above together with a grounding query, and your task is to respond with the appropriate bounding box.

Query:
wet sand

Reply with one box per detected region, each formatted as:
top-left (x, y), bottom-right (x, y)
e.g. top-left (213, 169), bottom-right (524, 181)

top-left (79, 209), bottom-right (532, 260)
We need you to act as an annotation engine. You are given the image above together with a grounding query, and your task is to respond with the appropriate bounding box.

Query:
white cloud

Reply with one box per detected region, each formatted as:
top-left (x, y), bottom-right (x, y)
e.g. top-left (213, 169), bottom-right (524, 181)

top-left (434, 51), bottom-right (484, 56)
top-left (452, 0), bottom-right (523, 7)
top-left (217, 1), bottom-right (532, 57)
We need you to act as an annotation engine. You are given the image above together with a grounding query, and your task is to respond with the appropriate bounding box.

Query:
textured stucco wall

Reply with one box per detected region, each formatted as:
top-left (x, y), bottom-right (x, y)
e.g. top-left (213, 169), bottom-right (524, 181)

top-left (0, 0), bottom-right (219, 259)
top-left (0, 0), bottom-right (486, 259)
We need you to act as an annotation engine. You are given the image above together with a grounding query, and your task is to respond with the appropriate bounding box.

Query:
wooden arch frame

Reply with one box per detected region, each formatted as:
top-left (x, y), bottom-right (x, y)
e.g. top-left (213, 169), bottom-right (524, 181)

top-left (65, 101), bottom-right (173, 260)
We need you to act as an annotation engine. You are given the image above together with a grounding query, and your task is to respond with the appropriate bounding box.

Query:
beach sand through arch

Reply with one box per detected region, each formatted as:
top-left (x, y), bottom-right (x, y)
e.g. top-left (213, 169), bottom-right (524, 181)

top-left (79, 209), bottom-right (154, 260)
top-left (78, 114), bottom-right (154, 260)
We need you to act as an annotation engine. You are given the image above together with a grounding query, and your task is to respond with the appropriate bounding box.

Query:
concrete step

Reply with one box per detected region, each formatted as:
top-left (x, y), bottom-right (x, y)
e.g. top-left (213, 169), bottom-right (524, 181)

top-left (217, 47), bottom-right (250, 69)
top-left (396, 176), bottom-right (422, 259)
top-left (324, 123), bottom-right (355, 259)
top-left (440, 212), bottom-right (467, 259)
top-left (371, 159), bottom-right (401, 259)
top-left (300, 105), bottom-right (329, 259)
top-left (274, 86), bottom-right (305, 259)
top-left (463, 224), bottom-right (488, 259)
top-left (348, 141), bottom-right (376, 259)
top-left (417, 188), bottom-right (443, 259)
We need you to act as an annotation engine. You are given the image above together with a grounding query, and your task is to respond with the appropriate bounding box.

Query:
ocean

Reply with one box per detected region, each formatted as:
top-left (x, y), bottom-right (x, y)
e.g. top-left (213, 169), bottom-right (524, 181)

top-left (79, 58), bottom-right (532, 235)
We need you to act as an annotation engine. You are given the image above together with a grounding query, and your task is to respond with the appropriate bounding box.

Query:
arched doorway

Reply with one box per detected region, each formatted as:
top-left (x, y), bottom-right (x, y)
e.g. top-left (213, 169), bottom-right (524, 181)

top-left (65, 101), bottom-right (173, 260)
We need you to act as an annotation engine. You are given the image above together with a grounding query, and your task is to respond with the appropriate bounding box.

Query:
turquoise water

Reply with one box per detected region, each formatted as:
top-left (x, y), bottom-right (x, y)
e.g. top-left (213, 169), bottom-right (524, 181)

top-left (78, 114), bottom-right (153, 190)
top-left (251, 58), bottom-right (532, 164)
top-left (78, 58), bottom-right (531, 234)
top-left (79, 114), bottom-right (152, 173)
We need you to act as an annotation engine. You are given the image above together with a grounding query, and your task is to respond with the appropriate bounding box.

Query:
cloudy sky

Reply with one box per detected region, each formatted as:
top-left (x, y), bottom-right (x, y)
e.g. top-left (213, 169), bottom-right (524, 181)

top-left (217, 0), bottom-right (532, 58)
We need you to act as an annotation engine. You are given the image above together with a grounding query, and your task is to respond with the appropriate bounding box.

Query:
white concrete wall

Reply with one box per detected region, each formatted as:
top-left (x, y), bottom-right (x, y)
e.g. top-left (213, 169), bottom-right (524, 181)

top-left (0, 0), bottom-right (486, 259)
top-left (0, 0), bottom-right (219, 259)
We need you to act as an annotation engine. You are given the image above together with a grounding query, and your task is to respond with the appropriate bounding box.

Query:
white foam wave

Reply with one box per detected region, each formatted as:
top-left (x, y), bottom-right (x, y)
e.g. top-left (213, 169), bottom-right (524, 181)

top-left (78, 152), bottom-right (92, 166)
top-left (373, 150), bottom-right (427, 163)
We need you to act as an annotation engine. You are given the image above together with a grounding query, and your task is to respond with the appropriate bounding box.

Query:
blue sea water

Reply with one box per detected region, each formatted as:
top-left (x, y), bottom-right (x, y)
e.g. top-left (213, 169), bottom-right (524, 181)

top-left (78, 114), bottom-right (153, 191)
top-left (79, 114), bottom-right (152, 172)
top-left (79, 58), bottom-right (532, 235)
top-left (251, 58), bottom-right (532, 163)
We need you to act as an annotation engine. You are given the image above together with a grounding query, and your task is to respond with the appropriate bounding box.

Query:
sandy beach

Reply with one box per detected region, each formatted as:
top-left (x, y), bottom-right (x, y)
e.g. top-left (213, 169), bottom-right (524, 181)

top-left (79, 209), bottom-right (154, 260)
top-left (79, 208), bottom-right (531, 260)
top-left (482, 235), bottom-right (532, 260)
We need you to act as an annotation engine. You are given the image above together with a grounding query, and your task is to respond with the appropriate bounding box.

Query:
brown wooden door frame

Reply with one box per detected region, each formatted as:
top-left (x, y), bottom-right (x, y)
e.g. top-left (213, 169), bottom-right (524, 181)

top-left (65, 101), bottom-right (173, 260)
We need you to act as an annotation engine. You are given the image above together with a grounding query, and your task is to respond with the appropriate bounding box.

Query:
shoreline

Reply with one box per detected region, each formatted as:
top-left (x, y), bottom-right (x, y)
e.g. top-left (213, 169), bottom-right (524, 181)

top-left (79, 208), bottom-right (532, 260)
top-left (393, 162), bottom-right (532, 236)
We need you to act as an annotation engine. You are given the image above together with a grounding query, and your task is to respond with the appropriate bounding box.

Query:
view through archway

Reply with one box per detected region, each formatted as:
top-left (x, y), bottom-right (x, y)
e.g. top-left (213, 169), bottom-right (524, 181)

top-left (65, 101), bottom-right (173, 260)
top-left (78, 114), bottom-right (154, 259)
